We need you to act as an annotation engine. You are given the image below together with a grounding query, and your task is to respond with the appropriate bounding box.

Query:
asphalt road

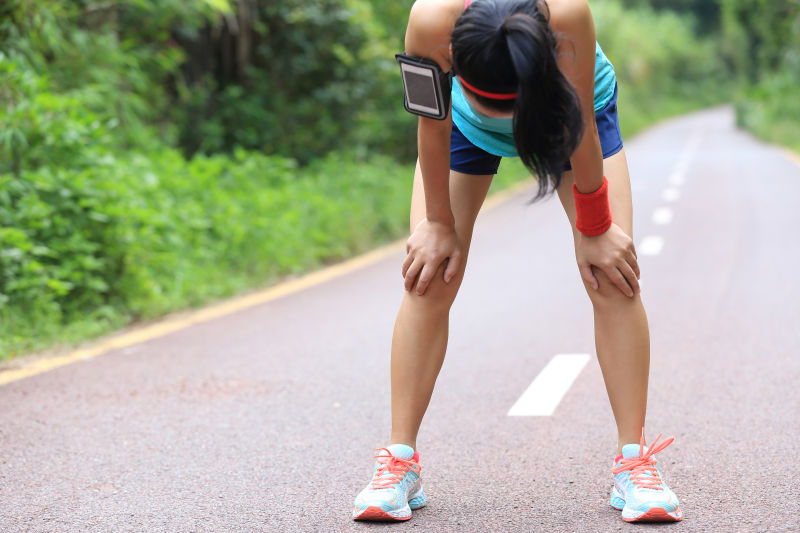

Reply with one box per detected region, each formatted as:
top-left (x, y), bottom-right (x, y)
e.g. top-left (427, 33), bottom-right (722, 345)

top-left (1, 107), bottom-right (799, 532)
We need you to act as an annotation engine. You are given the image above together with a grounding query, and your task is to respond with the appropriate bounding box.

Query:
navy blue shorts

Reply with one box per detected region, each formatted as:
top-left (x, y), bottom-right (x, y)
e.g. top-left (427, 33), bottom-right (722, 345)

top-left (450, 83), bottom-right (623, 175)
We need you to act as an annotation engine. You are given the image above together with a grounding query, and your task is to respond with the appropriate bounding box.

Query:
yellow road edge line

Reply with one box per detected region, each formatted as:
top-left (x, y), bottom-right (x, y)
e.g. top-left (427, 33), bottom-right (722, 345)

top-left (781, 147), bottom-right (800, 168)
top-left (0, 179), bottom-right (532, 387)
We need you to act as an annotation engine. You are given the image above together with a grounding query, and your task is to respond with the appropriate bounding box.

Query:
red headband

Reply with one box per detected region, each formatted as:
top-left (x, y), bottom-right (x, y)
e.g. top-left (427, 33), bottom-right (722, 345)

top-left (458, 76), bottom-right (518, 100)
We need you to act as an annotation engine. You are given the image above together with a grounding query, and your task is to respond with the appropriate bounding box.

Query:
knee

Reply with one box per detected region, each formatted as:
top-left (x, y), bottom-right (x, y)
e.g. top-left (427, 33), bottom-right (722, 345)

top-left (407, 261), bottom-right (465, 313)
top-left (582, 268), bottom-right (639, 310)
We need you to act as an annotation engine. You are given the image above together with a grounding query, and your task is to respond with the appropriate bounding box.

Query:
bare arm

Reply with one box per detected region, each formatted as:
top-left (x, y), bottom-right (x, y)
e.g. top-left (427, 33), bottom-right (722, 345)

top-left (551, 0), bottom-right (640, 297)
top-left (551, 0), bottom-right (604, 193)
top-left (405, 0), bottom-right (459, 226)
top-left (416, 117), bottom-right (455, 225)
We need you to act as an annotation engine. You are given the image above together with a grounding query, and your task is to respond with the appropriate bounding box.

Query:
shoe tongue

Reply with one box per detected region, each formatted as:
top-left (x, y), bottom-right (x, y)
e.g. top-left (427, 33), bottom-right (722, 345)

top-left (385, 443), bottom-right (415, 460)
top-left (621, 443), bottom-right (643, 459)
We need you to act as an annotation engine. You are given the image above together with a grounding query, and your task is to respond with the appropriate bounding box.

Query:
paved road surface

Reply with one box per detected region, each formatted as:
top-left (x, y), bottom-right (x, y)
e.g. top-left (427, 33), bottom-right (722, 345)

top-left (1, 107), bottom-right (799, 532)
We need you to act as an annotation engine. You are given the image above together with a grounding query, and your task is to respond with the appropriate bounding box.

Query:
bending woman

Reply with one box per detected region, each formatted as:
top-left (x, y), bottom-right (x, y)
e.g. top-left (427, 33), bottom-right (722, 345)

top-left (353, 0), bottom-right (682, 523)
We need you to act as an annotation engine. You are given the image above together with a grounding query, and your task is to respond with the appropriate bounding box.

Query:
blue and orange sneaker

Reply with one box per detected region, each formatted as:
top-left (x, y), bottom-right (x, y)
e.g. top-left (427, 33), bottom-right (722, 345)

top-left (611, 430), bottom-right (683, 522)
top-left (352, 446), bottom-right (426, 521)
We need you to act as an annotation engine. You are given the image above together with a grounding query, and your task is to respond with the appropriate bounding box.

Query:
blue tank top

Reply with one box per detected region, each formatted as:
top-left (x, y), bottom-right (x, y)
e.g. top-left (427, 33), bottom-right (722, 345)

top-left (452, 6), bottom-right (617, 157)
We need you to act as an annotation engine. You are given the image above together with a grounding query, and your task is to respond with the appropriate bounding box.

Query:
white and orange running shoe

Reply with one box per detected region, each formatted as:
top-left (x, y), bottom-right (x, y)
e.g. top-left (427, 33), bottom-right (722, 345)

top-left (352, 446), bottom-right (426, 521)
top-left (611, 431), bottom-right (683, 522)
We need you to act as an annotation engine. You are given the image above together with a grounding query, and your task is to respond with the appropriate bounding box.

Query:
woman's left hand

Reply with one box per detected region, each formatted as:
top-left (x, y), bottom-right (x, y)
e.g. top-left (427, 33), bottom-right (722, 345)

top-left (575, 222), bottom-right (640, 297)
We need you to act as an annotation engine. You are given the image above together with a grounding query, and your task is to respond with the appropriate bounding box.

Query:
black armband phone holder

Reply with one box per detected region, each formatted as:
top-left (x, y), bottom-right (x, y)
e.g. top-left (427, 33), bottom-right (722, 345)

top-left (395, 53), bottom-right (453, 120)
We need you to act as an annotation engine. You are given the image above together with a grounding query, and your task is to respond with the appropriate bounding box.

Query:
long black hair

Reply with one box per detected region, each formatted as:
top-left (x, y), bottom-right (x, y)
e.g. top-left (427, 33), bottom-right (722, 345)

top-left (451, 0), bottom-right (583, 200)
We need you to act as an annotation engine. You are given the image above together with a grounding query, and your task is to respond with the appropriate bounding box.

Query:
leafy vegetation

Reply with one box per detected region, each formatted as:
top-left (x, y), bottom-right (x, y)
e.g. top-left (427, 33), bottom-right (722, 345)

top-left (593, 1), bottom-right (730, 136)
top-left (720, 0), bottom-right (800, 151)
top-left (0, 150), bottom-right (415, 356)
top-left (621, 0), bottom-right (800, 149)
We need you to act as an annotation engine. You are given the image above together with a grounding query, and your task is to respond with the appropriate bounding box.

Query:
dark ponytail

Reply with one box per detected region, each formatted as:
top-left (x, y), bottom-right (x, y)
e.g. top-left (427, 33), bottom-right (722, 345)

top-left (452, 0), bottom-right (583, 200)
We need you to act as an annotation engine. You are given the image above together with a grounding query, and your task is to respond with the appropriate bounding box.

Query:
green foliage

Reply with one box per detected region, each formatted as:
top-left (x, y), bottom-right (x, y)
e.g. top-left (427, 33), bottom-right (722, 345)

top-left (611, 0), bottom-right (800, 150)
top-left (170, 0), bottom-right (416, 163)
top-left (619, 0), bottom-right (721, 32)
top-left (719, 0), bottom-right (800, 149)
top-left (735, 71), bottom-right (800, 153)
top-left (720, 0), bottom-right (799, 83)
top-left (594, 1), bottom-right (732, 136)
top-left (0, 0), bottom-right (420, 357)
top-left (0, 54), bottom-right (116, 175)
top-left (0, 149), bottom-right (413, 357)
top-left (0, 0), bottom-right (191, 175)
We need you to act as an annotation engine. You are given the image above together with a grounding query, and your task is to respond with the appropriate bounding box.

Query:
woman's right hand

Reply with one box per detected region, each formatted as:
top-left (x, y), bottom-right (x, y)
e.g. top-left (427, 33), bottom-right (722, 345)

top-left (402, 218), bottom-right (462, 295)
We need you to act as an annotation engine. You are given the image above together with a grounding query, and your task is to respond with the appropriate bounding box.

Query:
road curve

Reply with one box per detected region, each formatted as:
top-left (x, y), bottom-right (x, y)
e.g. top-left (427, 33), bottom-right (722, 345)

top-left (1, 107), bottom-right (798, 532)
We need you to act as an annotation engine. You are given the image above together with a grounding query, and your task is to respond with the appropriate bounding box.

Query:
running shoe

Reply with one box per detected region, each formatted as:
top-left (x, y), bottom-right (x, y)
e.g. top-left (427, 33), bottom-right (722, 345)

top-left (610, 430), bottom-right (683, 522)
top-left (352, 447), bottom-right (426, 521)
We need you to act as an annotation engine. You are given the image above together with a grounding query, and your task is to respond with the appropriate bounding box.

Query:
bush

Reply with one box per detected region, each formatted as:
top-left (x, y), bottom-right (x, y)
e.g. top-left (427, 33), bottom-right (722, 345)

top-left (0, 148), bottom-right (414, 357)
top-left (0, 1), bottom-right (186, 166)
top-left (735, 72), bottom-right (800, 152)
top-left (726, 2), bottom-right (800, 151)
top-left (167, 0), bottom-right (416, 162)
top-left (593, 1), bottom-right (731, 136)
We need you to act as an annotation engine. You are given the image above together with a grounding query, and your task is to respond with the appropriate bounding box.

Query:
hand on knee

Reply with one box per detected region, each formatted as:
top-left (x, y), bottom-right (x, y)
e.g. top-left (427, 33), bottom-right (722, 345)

top-left (575, 223), bottom-right (640, 298)
top-left (582, 268), bottom-right (641, 308)
top-left (406, 262), bottom-right (464, 310)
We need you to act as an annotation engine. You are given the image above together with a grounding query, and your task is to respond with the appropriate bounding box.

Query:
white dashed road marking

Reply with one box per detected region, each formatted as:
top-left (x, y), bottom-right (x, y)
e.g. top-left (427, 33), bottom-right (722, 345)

top-left (639, 236), bottom-right (665, 256)
top-left (672, 128), bottom-right (702, 176)
top-left (652, 207), bottom-right (673, 225)
top-left (668, 172), bottom-right (685, 186)
top-left (661, 188), bottom-right (681, 202)
top-left (508, 354), bottom-right (590, 417)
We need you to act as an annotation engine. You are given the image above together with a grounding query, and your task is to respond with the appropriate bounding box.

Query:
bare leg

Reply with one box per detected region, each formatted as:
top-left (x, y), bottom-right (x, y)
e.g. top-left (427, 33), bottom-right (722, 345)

top-left (556, 149), bottom-right (650, 453)
top-left (388, 160), bottom-right (494, 450)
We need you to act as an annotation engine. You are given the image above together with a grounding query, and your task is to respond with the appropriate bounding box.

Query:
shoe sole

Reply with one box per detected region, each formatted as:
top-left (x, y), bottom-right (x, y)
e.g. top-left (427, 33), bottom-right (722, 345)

top-left (352, 492), bottom-right (425, 521)
top-left (622, 507), bottom-right (683, 522)
top-left (353, 506), bottom-right (412, 521)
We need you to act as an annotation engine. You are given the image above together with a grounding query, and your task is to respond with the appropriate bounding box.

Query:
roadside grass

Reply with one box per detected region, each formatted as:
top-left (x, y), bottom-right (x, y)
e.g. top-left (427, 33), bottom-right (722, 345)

top-left (0, 151), bottom-right (411, 358)
top-left (734, 73), bottom-right (800, 154)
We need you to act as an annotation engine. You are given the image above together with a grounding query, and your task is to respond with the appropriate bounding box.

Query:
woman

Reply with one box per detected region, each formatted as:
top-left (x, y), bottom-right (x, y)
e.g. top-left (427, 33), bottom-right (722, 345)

top-left (352, 0), bottom-right (682, 523)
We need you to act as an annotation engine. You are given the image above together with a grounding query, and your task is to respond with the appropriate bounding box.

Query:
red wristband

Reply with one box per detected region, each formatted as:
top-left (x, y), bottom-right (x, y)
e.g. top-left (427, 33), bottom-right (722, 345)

top-left (572, 176), bottom-right (612, 236)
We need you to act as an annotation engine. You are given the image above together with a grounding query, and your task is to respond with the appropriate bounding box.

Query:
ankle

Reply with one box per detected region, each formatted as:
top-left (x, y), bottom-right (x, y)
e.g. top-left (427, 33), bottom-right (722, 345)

top-left (617, 438), bottom-right (644, 455)
top-left (387, 437), bottom-right (416, 451)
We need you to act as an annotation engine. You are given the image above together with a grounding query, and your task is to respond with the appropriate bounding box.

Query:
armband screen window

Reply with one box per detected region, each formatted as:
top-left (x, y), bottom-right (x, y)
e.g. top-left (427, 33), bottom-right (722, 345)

top-left (396, 54), bottom-right (452, 120)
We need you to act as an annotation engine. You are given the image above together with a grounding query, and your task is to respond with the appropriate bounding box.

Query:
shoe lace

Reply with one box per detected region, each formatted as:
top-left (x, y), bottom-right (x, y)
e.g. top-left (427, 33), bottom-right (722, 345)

top-left (612, 430), bottom-right (674, 490)
top-left (368, 447), bottom-right (421, 490)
